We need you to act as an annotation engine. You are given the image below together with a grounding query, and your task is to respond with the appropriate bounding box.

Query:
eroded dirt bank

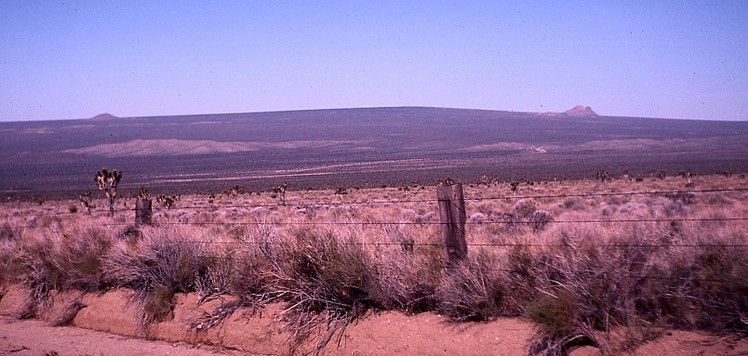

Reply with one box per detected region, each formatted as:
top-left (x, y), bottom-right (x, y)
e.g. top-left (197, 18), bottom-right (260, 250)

top-left (1, 285), bottom-right (746, 355)
top-left (0, 285), bottom-right (535, 355)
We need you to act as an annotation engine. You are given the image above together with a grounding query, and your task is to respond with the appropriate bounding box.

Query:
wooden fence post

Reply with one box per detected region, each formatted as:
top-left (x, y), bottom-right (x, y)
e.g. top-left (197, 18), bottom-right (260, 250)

top-left (437, 183), bottom-right (468, 265)
top-left (135, 199), bottom-right (152, 225)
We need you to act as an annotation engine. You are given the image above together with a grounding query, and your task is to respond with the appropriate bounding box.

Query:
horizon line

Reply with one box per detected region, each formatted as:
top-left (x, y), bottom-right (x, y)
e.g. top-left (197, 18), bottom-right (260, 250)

top-left (2, 105), bottom-right (744, 124)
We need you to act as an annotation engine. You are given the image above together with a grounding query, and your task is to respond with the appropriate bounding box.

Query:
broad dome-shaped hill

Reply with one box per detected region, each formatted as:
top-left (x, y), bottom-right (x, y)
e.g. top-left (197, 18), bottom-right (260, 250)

top-left (89, 113), bottom-right (119, 121)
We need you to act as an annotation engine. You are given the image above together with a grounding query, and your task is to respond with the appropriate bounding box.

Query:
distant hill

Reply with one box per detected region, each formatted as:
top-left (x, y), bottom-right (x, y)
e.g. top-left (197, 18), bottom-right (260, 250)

top-left (562, 105), bottom-right (598, 117)
top-left (1, 106), bottom-right (747, 197)
top-left (89, 113), bottom-right (119, 121)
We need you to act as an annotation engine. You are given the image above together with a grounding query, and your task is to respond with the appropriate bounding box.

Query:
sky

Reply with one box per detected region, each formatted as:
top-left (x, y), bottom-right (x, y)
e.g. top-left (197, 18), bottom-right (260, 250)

top-left (1, 1), bottom-right (747, 122)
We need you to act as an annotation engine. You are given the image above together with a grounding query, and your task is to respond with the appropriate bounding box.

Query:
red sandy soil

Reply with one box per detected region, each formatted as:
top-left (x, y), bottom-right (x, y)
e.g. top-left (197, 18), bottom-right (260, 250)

top-left (1, 285), bottom-right (746, 355)
top-left (0, 316), bottom-right (245, 356)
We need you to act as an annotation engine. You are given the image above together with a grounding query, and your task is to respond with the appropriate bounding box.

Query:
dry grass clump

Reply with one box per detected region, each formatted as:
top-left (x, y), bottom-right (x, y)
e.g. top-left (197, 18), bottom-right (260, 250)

top-left (527, 291), bottom-right (601, 356)
top-left (103, 226), bottom-right (209, 332)
top-left (0, 225), bottom-right (20, 287)
top-left (436, 249), bottom-right (514, 321)
top-left (8, 223), bottom-right (112, 318)
top-left (666, 241), bottom-right (748, 330)
top-left (190, 223), bottom-right (283, 330)
top-left (226, 222), bottom-right (279, 298)
top-left (271, 227), bottom-right (380, 353)
top-left (510, 218), bottom-right (748, 354)
top-left (0, 221), bottom-right (17, 240)
top-left (373, 247), bottom-right (441, 313)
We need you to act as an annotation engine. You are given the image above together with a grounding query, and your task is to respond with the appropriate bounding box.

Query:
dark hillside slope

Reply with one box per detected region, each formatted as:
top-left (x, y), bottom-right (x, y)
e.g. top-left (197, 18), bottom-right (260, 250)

top-left (1, 107), bottom-right (747, 198)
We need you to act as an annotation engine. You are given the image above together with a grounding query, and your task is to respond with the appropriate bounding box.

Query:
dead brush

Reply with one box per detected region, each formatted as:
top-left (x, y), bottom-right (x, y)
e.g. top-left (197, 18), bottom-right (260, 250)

top-left (527, 291), bottom-right (602, 356)
top-left (189, 222), bottom-right (287, 335)
top-left (50, 298), bottom-right (87, 327)
top-left (227, 222), bottom-right (285, 303)
top-left (191, 252), bottom-right (243, 334)
top-left (0, 235), bottom-right (19, 287)
top-left (12, 233), bottom-right (62, 319)
top-left (52, 225), bottom-right (112, 291)
top-left (194, 252), bottom-right (232, 306)
top-left (672, 242), bottom-right (748, 331)
top-left (103, 226), bottom-right (209, 334)
top-left (0, 221), bottom-right (17, 241)
top-left (517, 224), bottom-right (668, 354)
top-left (272, 226), bottom-right (380, 354)
top-left (436, 249), bottom-right (513, 321)
top-left (13, 224), bottom-right (111, 320)
top-left (519, 219), bottom-right (748, 355)
top-left (191, 298), bottom-right (245, 332)
top-left (373, 244), bottom-right (441, 313)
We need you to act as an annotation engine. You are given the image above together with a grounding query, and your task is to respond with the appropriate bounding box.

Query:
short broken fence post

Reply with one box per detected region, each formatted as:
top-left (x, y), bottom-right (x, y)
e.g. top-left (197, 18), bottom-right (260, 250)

top-left (437, 183), bottom-right (468, 265)
top-left (135, 199), bottom-right (152, 225)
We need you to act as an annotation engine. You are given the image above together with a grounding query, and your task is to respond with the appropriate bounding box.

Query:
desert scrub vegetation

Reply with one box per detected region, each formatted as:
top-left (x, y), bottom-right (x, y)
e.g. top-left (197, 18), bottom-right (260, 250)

top-left (103, 225), bottom-right (212, 332)
top-left (4, 223), bottom-right (112, 319)
top-left (0, 174), bottom-right (747, 354)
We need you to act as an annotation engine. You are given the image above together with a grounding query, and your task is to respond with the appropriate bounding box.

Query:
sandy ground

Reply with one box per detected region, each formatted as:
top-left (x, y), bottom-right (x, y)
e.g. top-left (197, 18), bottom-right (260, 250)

top-left (0, 316), bottom-right (245, 356)
top-left (1, 285), bottom-right (747, 355)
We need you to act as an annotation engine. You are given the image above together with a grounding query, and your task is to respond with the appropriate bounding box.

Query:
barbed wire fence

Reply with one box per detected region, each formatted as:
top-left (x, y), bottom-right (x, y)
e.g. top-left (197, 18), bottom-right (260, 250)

top-left (5, 183), bottom-right (748, 286)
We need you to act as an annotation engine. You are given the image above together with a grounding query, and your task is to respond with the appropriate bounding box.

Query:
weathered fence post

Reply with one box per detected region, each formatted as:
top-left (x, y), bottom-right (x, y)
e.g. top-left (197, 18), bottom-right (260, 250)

top-left (135, 199), bottom-right (152, 225)
top-left (437, 183), bottom-right (468, 265)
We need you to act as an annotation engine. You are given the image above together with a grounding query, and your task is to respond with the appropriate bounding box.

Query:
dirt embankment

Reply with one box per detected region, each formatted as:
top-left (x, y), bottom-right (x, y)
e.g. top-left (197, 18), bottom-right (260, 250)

top-left (1, 285), bottom-right (746, 355)
top-left (0, 285), bottom-right (535, 355)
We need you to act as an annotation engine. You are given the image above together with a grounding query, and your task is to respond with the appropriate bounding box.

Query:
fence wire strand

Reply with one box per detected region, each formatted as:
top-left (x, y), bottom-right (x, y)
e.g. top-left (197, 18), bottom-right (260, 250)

top-left (5, 186), bottom-right (748, 253)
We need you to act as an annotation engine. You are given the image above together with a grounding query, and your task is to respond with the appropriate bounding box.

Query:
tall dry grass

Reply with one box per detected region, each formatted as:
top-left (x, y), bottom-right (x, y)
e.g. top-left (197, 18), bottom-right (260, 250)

top-left (1, 174), bottom-right (747, 354)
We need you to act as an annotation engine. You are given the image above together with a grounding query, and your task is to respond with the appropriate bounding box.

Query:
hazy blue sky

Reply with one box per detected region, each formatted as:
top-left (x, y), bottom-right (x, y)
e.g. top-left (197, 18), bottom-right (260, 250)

top-left (1, 1), bottom-right (747, 122)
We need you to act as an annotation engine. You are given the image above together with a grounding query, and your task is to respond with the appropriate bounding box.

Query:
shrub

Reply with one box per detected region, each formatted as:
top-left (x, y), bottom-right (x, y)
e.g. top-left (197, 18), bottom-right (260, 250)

top-left (142, 284), bottom-right (176, 325)
top-left (225, 223), bottom-right (279, 300)
top-left (436, 250), bottom-right (511, 321)
top-left (513, 199), bottom-right (537, 217)
top-left (273, 227), bottom-right (380, 353)
top-left (0, 241), bottom-right (15, 287)
top-left (374, 237), bottom-right (440, 313)
top-left (529, 210), bottom-right (554, 233)
top-left (104, 226), bottom-right (207, 333)
top-left (682, 244), bottom-right (748, 330)
top-left (9, 224), bottom-right (111, 317)
top-left (562, 197), bottom-right (585, 211)
top-left (1, 222), bottom-right (18, 241)
top-left (528, 290), bottom-right (577, 335)
top-left (55, 226), bottom-right (112, 291)
top-left (189, 225), bottom-right (281, 333)
top-left (13, 235), bottom-right (60, 318)
top-left (501, 212), bottom-right (526, 235)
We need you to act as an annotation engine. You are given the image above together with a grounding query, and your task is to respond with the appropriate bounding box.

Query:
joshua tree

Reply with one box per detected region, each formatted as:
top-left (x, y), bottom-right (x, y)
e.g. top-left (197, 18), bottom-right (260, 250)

top-left (157, 194), bottom-right (177, 209)
top-left (94, 168), bottom-right (122, 216)
top-left (136, 186), bottom-right (150, 199)
top-left (509, 178), bottom-right (529, 194)
top-left (678, 170), bottom-right (694, 183)
top-left (595, 170), bottom-right (611, 183)
top-left (438, 177), bottom-right (458, 186)
top-left (479, 174), bottom-right (498, 186)
top-left (273, 181), bottom-right (288, 205)
top-left (334, 187), bottom-right (348, 195)
top-left (225, 185), bottom-right (245, 198)
top-left (78, 191), bottom-right (93, 214)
